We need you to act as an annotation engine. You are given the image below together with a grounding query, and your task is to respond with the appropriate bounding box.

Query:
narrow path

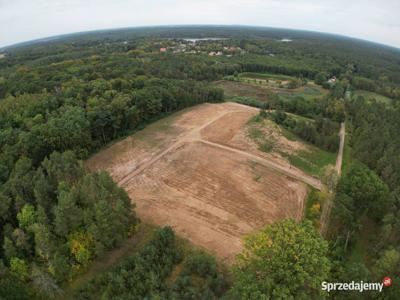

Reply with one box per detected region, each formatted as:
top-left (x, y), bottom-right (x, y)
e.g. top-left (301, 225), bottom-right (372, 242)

top-left (335, 122), bottom-right (346, 176)
top-left (320, 122), bottom-right (346, 235)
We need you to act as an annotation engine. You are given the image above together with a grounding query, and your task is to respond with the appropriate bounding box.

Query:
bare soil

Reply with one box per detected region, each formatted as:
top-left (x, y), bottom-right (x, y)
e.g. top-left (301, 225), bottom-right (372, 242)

top-left (87, 102), bottom-right (319, 262)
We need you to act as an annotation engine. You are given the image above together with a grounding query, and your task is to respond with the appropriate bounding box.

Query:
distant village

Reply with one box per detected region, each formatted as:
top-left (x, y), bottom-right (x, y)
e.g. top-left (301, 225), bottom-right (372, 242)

top-left (156, 38), bottom-right (247, 57)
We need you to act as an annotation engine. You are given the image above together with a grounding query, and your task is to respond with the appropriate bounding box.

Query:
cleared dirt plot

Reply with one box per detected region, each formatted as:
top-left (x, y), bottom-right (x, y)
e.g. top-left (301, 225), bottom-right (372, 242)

top-left (125, 141), bottom-right (307, 262)
top-left (88, 102), bottom-right (319, 262)
top-left (87, 103), bottom-right (238, 181)
top-left (199, 110), bottom-right (324, 187)
top-left (200, 110), bottom-right (256, 145)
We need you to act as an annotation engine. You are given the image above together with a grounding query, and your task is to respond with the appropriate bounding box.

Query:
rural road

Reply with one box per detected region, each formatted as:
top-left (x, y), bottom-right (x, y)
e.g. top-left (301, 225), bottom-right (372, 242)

top-left (320, 121), bottom-right (346, 235)
top-left (335, 122), bottom-right (346, 176)
top-left (119, 104), bottom-right (323, 190)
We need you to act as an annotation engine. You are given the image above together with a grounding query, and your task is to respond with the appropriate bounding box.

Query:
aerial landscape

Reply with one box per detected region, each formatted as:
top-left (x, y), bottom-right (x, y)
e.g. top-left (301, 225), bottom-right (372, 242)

top-left (1, 1), bottom-right (400, 299)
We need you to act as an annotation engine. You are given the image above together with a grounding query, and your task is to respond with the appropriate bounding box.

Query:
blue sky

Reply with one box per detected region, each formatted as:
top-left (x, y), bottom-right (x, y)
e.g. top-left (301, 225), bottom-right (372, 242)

top-left (1, 0), bottom-right (399, 48)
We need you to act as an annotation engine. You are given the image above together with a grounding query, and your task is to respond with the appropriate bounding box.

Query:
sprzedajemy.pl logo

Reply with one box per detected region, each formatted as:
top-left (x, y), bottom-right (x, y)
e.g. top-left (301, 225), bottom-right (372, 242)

top-left (322, 277), bottom-right (392, 293)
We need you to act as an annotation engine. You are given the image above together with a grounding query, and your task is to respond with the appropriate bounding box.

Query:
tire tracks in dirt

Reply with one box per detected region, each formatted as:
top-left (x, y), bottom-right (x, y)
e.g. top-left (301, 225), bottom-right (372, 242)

top-left (119, 104), bottom-right (324, 191)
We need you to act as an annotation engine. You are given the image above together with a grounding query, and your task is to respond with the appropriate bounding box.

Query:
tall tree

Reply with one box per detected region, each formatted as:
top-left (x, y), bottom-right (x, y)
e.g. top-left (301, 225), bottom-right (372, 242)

top-left (231, 219), bottom-right (330, 299)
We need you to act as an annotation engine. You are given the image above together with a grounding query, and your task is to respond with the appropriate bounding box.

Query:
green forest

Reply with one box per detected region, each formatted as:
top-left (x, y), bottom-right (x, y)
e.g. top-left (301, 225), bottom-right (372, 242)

top-left (1, 26), bottom-right (400, 299)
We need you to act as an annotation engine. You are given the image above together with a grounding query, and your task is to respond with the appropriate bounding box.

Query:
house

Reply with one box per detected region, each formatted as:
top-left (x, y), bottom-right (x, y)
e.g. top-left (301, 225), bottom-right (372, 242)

top-left (160, 48), bottom-right (167, 53)
top-left (209, 51), bottom-right (223, 56)
top-left (328, 76), bottom-right (337, 84)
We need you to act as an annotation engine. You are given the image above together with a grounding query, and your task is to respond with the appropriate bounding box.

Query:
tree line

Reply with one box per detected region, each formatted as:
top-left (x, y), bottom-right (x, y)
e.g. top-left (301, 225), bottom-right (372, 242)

top-left (266, 111), bottom-right (340, 152)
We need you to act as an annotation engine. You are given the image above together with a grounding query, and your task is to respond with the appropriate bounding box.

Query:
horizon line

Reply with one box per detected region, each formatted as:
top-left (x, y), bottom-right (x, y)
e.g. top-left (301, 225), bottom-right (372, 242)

top-left (1, 24), bottom-right (399, 52)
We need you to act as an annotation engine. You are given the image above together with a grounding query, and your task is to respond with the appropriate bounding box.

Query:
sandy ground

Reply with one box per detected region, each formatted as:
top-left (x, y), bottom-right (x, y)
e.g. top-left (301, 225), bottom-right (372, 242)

top-left (201, 111), bottom-right (308, 167)
top-left (87, 102), bottom-right (319, 262)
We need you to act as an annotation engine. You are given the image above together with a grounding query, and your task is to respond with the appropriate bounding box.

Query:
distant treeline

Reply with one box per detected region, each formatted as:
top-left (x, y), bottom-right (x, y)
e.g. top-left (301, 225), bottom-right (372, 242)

top-left (2, 26), bottom-right (400, 100)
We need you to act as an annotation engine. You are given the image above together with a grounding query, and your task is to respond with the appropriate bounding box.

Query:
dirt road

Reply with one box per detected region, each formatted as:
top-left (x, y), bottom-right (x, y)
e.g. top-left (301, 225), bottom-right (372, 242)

top-left (119, 104), bottom-right (323, 191)
top-left (320, 122), bottom-right (346, 235)
top-left (199, 139), bottom-right (323, 190)
top-left (119, 109), bottom-right (233, 187)
top-left (335, 122), bottom-right (346, 176)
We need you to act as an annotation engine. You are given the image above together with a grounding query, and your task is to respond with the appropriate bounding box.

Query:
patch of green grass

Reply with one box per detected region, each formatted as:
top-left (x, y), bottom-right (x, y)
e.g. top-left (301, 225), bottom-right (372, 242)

top-left (277, 90), bottom-right (324, 102)
top-left (341, 137), bottom-right (353, 176)
top-left (248, 127), bottom-right (264, 140)
top-left (287, 112), bottom-right (314, 123)
top-left (259, 140), bottom-right (274, 153)
top-left (289, 147), bottom-right (336, 177)
top-left (240, 72), bottom-right (293, 81)
top-left (353, 90), bottom-right (393, 105)
top-left (216, 78), bottom-right (328, 107)
top-left (280, 127), bottom-right (300, 141)
top-left (246, 122), bottom-right (276, 153)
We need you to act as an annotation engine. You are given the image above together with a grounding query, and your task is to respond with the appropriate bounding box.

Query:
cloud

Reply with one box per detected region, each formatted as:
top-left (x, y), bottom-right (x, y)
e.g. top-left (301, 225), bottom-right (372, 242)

top-left (0, 0), bottom-right (399, 48)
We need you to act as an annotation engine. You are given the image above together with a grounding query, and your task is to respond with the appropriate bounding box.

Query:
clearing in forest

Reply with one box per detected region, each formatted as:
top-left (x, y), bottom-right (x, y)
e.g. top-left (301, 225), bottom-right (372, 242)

top-left (215, 73), bottom-right (328, 102)
top-left (87, 102), bottom-right (322, 262)
top-left (352, 90), bottom-right (393, 105)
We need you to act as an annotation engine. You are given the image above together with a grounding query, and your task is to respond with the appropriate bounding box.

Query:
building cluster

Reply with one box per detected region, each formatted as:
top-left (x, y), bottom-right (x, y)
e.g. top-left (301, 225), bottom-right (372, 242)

top-left (157, 39), bottom-right (246, 57)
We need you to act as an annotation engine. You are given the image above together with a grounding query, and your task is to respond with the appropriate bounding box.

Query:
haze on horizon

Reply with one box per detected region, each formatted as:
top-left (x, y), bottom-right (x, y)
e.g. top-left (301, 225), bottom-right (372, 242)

top-left (1, 0), bottom-right (399, 49)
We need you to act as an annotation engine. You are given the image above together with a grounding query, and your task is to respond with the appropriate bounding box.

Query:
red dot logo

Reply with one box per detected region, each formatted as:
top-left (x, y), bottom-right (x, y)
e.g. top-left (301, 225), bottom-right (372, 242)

top-left (383, 277), bottom-right (392, 287)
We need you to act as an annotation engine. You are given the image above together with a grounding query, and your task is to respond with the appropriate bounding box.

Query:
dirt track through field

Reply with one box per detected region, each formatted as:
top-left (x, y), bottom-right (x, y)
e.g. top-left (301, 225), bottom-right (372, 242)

top-left (199, 139), bottom-right (322, 190)
top-left (119, 109), bottom-right (231, 187)
top-left (120, 103), bottom-right (322, 190)
top-left (88, 102), bottom-right (320, 261)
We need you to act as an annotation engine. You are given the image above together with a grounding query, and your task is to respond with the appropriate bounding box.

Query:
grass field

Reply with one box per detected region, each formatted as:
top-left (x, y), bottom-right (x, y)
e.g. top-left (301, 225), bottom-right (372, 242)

top-left (215, 73), bottom-right (328, 104)
top-left (277, 123), bottom-right (336, 177)
top-left (288, 148), bottom-right (336, 178)
top-left (352, 90), bottom-right (393, 105)
top-left (341, 136), bottom-right (353, 176)
top-left (239, 72), bottom-right (294, 81)
top-left (278, 84), bottom-right (328, 101)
